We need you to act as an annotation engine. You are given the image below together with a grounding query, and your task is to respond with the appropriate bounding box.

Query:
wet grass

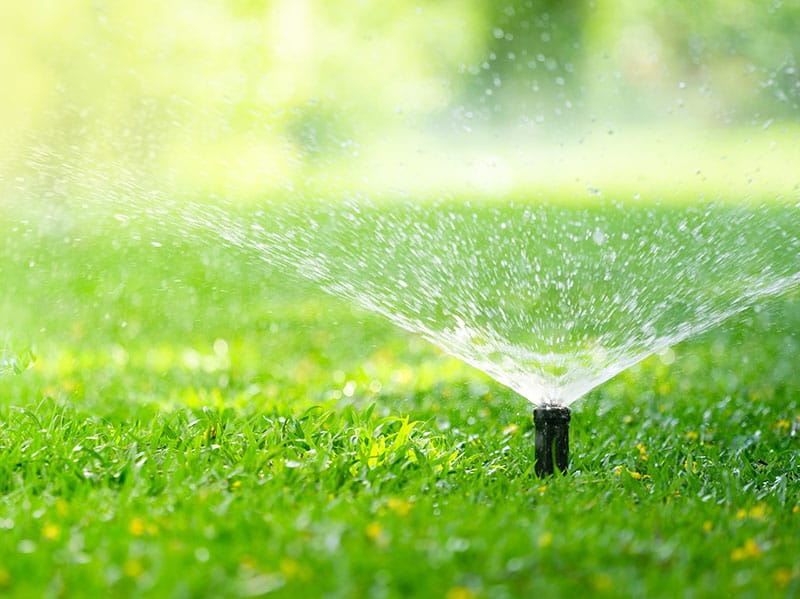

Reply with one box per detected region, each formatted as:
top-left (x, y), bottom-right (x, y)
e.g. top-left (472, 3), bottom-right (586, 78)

top-left (0, 203), bottom-right (798, 597)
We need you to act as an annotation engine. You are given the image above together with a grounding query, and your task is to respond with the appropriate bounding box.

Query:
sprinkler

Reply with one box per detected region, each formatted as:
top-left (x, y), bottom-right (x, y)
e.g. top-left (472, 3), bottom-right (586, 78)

top-left (534, 405), bottom-right (570, 477)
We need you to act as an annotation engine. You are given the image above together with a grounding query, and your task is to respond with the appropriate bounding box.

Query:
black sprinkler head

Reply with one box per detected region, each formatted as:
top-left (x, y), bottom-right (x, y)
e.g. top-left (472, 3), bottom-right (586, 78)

top-left (534, 405), bottom-right (571, 477)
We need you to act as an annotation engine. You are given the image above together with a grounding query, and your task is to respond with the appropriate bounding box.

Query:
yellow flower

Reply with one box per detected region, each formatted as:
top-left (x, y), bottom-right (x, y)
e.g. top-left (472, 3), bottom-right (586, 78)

top-left (636, 443), bottom-right (648, 461)
top-left (537, 485), bottom-right (548, 495)
top-left (538, 531), bottom-right (553, 548)
top-left (613, 465), bottom-right (624, 476)
top-left (42, 524), bottom-right (61, 541)
top-left (280, 558), bottom-right (300, 579)
top-left (702, 521), bottom-right (712, 533)
top-left (731, 539), bottom-right (762, 561)
top-left (0, 567), bottom-right (11, 588)
top-left (387, 498), bottom-right (412, 517)
top-left (123, 559), bottom-right (145, 578)
top-left (502, 423), bottom-right (519, 436)
top-left (367, 522), bottom-right (386, 545)
top-left (748, 503), bottom-right (768, 521)
top-left (128, 518), bottom-right (146, 536)
top-left (736, 504), bottom-right (768, 521)
top-left (774, 569), bottom-right (798, 588)
top-left (685, 431), bottom-right (699, 441)
top-left (446, 587), bottom-right (476, 599)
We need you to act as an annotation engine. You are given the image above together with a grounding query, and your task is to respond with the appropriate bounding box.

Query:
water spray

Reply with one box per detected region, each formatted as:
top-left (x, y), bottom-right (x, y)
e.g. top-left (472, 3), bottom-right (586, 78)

top-left (534, 405), bottom-right (571, 477)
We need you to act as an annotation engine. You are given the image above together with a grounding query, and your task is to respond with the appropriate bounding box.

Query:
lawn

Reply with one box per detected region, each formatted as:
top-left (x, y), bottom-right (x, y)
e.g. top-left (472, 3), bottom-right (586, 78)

top-left (0, 197), bottom-right (798, 597)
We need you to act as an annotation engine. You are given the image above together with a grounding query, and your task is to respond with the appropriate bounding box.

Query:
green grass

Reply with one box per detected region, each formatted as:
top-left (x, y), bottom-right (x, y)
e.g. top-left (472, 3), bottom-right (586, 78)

top-left (0, 199), bottom-right (798, 598)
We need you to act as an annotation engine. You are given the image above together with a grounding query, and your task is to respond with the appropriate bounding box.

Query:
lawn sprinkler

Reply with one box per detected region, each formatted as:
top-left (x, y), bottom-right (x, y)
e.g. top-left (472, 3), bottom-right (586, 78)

top-left (534, 405), bottom-right (570, 477)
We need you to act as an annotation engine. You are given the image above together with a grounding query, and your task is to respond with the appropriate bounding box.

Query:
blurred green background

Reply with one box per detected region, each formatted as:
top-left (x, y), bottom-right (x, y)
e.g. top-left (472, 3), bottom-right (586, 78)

top-left (2, 0), bottom-right (799, 199)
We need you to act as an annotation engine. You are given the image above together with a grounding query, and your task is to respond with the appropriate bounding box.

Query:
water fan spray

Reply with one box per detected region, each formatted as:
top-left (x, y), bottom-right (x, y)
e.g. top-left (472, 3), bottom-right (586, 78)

top-left (534, 406), bottom-right (570, 477)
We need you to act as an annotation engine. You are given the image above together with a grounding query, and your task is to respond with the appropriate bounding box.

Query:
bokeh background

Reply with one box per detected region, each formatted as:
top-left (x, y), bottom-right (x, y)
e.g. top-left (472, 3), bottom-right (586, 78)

top-left (2, 0), bottom-right (799, 200)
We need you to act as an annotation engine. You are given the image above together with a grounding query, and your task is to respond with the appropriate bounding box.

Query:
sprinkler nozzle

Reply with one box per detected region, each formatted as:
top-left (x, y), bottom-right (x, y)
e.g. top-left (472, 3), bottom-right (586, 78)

top-left (534, 406), bottom-right (571, 477)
